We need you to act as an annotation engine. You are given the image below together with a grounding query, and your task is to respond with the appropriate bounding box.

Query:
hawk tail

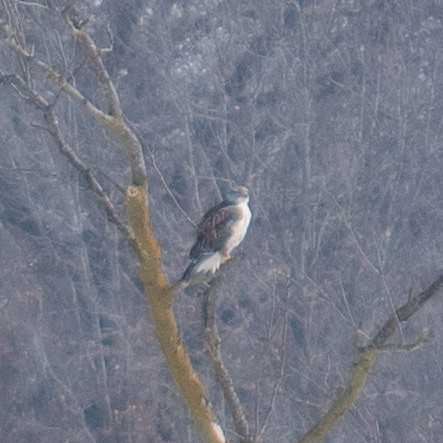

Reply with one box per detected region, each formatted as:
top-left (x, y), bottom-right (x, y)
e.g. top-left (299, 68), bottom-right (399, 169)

top-left (181, 252), bottom-right (222, 281)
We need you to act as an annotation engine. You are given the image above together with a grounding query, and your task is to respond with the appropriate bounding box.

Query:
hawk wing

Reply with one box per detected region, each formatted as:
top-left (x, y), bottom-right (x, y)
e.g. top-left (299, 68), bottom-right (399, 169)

top-left (189, 201), bottom-right (240, 259)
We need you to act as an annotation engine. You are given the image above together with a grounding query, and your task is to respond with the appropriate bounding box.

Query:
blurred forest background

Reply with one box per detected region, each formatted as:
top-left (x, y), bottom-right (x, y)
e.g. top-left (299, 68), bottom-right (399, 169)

top-left (1, 0), bottom-right (442, 442)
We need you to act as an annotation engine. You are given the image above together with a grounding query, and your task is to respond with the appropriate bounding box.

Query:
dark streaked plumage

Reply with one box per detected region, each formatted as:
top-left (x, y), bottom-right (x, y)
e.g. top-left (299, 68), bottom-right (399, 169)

top-left (182, 186), bottom-right (251, 280)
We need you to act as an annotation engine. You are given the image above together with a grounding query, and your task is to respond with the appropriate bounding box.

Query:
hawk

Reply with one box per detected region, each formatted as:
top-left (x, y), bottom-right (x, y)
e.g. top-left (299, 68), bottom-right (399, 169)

top-left (182, 186), bottom-right (251, 280)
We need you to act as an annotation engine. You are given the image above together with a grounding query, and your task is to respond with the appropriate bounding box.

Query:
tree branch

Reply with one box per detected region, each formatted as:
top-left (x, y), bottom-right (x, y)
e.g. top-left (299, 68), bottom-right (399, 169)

top-left (298, 272), bottom-right (443, 443)
top-left (0, 72), bottom-right (130, 238)
top-left (125, 186), bottom-right (225, 443)
top-left (371, 273), bottom-right (443, 348)
top-left (202, 275), bottom-right (253, 443)
top-left (0, 16), bottom-right (147, 186)
top-left (62, 4), bottom-right (122, 118)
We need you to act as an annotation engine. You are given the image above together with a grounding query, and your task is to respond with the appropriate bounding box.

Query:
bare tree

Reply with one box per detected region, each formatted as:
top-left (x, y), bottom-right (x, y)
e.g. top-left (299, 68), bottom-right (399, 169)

top-left (1, 1), bottom-right (442, 442)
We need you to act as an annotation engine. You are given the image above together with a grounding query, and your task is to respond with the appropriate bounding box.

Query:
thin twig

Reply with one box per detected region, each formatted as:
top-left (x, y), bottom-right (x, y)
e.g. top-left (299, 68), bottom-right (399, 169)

top-left (256, 280), bottom-right (291, 441)
top-left (127, 121), bottom-right (197, 227)
top-left (375, 242), bottom-right (405, 342)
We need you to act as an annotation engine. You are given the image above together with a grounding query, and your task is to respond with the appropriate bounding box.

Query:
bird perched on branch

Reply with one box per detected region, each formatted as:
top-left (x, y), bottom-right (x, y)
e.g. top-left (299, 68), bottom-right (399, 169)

top-left (182, 186), bottom-right (251, 281)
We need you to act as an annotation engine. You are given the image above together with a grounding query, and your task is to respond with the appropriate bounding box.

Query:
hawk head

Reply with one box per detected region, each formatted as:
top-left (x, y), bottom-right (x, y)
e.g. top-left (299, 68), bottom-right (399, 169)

top-left (226, 186), bottom-right (249, 205)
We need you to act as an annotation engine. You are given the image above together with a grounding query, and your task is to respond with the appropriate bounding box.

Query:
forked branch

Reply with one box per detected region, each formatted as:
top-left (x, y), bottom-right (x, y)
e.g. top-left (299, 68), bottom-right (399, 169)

top-left (298, 273), bottom-right (443, 443)
top-left (0, 13), bottom-right (146, 186)
top-left (1, 9), bottom-right (225, 442)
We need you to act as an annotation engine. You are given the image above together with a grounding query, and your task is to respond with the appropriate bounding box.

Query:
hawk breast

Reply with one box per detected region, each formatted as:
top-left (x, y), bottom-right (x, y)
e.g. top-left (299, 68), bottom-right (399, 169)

top-left (224, 201), bottom-right (251, 255)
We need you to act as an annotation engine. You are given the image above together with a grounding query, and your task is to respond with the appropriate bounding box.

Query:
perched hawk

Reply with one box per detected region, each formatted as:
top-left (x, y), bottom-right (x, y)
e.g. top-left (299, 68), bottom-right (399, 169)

top-left (182, 186), bottom-right (251, 280)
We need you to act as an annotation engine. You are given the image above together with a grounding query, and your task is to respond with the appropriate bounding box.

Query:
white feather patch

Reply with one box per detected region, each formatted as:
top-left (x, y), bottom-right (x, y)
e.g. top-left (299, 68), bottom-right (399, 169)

top-left (195, 252), bottom-right (222, 274)
top-left (211, 421), bottom-right (226, 442)
top-left (225, 201), bottom-right (251, 255)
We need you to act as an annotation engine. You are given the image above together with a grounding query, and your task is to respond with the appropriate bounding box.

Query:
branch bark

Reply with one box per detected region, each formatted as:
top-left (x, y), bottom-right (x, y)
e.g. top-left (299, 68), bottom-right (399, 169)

top-left (125, 186), bottom-right (225, 443)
